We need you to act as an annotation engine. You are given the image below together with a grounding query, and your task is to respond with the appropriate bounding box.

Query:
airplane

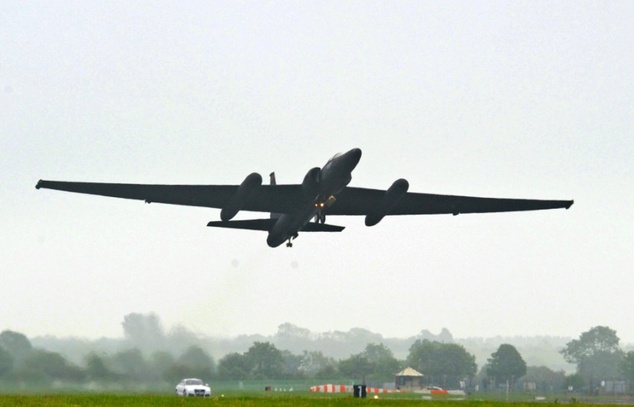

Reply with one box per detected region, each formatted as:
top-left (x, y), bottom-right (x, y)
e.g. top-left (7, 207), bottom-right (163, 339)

top-left (36, 148), bottom-right (573, 248)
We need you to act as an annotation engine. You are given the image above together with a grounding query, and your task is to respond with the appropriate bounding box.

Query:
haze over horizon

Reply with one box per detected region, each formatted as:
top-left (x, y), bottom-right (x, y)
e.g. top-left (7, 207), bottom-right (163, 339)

top-left (2, 2), bottom-right (633, 344)
top-left (27, 314), bottom-right (613, 345)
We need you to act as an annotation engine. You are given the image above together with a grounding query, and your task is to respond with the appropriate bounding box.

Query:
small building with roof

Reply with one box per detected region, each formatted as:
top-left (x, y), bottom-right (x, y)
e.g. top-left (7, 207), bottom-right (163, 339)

top-left (395, 367), bottom-right (424, 391)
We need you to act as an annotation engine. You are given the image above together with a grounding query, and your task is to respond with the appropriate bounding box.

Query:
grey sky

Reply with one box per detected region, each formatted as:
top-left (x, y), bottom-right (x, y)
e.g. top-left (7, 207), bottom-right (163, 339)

top-left (2, 2), bottom-right (633, 343)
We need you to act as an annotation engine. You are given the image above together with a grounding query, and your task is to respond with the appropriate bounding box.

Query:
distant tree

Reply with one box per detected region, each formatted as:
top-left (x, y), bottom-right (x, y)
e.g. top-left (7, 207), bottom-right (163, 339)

top-left (0, 330), bottom-right (32, 365)
top-left (281, 350), bottom-right (303, 378)
top-left (0, 345), bottom-right (14, 377)
top-left (418, 328), bottom-right (454, 343)
top-left (299, 351), bottom-right (337, 377)
top-left (217, 352), bottom-right (250, 380)
top-left (407, 339), bottom-right (476, 388)
top-left (362, 343), bottom-right (393, 363)
top-left (318, 328), bottom-right (384, 358)
top-left (23, 349), bottom-right (85, 383)
top-left (174, 345), bottom-right (215, 380)
top-left (338, 353), bottom-right (374, 383)
top-left (179, 345), bottom-right (214, 369)
top-left (109, 348), bottom-right (150, 382)
top-left (486, 344), bottom-right (527, 386)
top-left (121, 313), bottom-right (165, 351)
top-left (11, 366), bottom-right (48, 386)
top-left (475, 365), bottom-right (492, 391)
top-left (347, 328), bottom-right (383, 347)
top-left (165, 325), bottom-right (200, 355)
top-left (361, 343), bottom-right (401, 382)
top-left (274, 324), bottom-right (316, 358)
top-left (519, 365), bottom-right (566, 393)
top-left (315, 364), bottom-right (340, 380)
top-left (561, 326), bottom-right (621, 362)
top-left (407, 339), bottom-right (436, 376)
top-left (276, 323), bottom-right (312, 337)
top-left (619, 351), bottom-right (634, 390)
top-left (85, 353), bottom-right (115, 382)
top-left (148, 351), bottom-right (176, 382)
top-left (373, 356), bottom-right (401, 382)
top-left (565, 373), bottom-right (585, 392)
top-left (560, 326), bottom-right (624, 388)
top-left (162, 364), bottom-right (191, 385)
top-left (245, 342), bottom-right (283, 379)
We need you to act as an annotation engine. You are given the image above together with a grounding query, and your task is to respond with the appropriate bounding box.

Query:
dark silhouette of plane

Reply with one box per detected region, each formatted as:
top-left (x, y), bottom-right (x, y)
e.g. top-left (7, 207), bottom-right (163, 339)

top-left (36, 148), bottom-right (573, 247)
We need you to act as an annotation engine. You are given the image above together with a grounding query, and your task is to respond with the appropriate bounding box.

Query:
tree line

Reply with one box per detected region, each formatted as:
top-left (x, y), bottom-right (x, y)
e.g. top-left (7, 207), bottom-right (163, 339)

top-left (2, 324), bottom-right (634, 393)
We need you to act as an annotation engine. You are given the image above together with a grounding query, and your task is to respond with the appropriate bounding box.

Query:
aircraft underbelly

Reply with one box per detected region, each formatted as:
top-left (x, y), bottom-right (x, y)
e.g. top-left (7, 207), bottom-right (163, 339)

top-left (267, 206), bottom-right (319, 247)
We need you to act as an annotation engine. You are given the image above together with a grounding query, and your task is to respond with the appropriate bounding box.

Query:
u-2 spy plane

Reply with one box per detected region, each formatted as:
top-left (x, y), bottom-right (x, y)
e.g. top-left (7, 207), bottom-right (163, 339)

top-left (36, 148), bottom-right (573, 248)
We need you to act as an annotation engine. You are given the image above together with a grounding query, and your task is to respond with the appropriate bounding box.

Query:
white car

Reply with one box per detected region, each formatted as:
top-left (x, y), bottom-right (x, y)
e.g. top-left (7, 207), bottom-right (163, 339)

top-left (175, 378), bottom-right (212, 397)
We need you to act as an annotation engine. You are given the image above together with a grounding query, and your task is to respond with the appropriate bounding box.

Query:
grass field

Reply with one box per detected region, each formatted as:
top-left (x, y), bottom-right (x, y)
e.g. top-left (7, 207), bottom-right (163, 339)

top-left (0, 392), bottom-right (631, 407)
top-left (0, 381), bottom-right (630, 407)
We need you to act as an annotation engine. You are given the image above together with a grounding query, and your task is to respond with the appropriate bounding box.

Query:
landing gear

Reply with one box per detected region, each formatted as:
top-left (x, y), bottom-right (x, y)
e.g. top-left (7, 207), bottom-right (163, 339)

top-left (314, 211), bottom-right (326, 224)
top-left (286, 233), bottom-right (298, 248)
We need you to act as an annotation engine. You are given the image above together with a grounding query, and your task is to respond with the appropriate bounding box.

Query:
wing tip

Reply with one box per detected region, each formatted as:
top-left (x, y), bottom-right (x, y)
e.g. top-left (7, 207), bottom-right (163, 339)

top-left (35, 179), bottom-right (43, 189)
top-left (565, 200), bottom-right (574, 209)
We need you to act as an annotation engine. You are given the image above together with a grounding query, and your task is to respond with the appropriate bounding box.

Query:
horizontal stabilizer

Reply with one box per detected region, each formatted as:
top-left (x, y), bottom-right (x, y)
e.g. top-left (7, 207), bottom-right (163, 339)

top-left (207, 219), bottom-right (275, 231)
top-left (300, 222), bottom-right (345, 232)
top-left (207, 218), bottom-right (345, 232)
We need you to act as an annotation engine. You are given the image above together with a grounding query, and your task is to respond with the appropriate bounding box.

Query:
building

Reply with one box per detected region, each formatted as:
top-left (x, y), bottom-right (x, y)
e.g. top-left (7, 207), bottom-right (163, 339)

top-left (395, 367), bottom-right (424, 391)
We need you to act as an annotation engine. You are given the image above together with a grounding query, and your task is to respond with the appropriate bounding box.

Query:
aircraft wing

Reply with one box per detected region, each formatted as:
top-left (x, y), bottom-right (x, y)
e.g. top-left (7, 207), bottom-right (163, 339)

top-left (36, 180), bottom-right (573, 217)
top-left (327, 187), bottom-right (574, 216)
top-left (35, 180), bottom-right (306, 214)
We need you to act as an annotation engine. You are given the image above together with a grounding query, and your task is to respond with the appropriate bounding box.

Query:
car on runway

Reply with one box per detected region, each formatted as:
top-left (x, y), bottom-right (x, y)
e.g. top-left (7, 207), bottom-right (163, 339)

top-left (175, 378), bottom-right (211, 397)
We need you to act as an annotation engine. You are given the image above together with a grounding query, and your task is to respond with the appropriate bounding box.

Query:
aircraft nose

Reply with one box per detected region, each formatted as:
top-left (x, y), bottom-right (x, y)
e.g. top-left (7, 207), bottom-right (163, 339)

top-left (345, 148), bottom-right (362, 168)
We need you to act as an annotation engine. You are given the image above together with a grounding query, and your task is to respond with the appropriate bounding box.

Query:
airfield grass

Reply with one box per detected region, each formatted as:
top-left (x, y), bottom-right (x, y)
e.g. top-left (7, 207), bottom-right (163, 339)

top-left (0, 392), bottom-right (630, 407)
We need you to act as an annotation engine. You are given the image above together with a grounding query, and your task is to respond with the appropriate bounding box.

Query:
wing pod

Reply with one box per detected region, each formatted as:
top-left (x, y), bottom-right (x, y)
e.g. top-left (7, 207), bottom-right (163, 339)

top-left (302, 167), bottom-right (321, 200)
top-left (365, 178), bottom-right (409, 226)
top-left (220, 172), bottom-right (262, 221)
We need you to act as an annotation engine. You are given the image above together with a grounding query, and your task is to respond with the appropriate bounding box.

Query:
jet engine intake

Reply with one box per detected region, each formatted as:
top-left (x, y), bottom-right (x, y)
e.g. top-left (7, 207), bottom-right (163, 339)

top-left (302, 167), bottom-right (321, 200)
top-left (220, 172), bottom-right (262, 221)
top-left (365, 178), bottom-right (409, 226)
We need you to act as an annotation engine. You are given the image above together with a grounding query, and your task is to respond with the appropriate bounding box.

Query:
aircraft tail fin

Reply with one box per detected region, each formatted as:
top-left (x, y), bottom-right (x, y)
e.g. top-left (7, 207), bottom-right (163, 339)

top-left (269, 172), bottom-right (282, 219)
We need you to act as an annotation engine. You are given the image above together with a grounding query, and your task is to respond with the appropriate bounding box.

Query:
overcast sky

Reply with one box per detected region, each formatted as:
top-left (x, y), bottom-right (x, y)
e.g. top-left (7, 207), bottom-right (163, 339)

top-left (2, 1), bottom-right (633, 344)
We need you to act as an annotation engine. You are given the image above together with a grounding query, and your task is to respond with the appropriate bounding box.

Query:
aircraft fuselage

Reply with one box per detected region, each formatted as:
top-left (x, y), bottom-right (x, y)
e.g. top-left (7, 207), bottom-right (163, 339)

top-left (266, 148), bottom-right (362, 247)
